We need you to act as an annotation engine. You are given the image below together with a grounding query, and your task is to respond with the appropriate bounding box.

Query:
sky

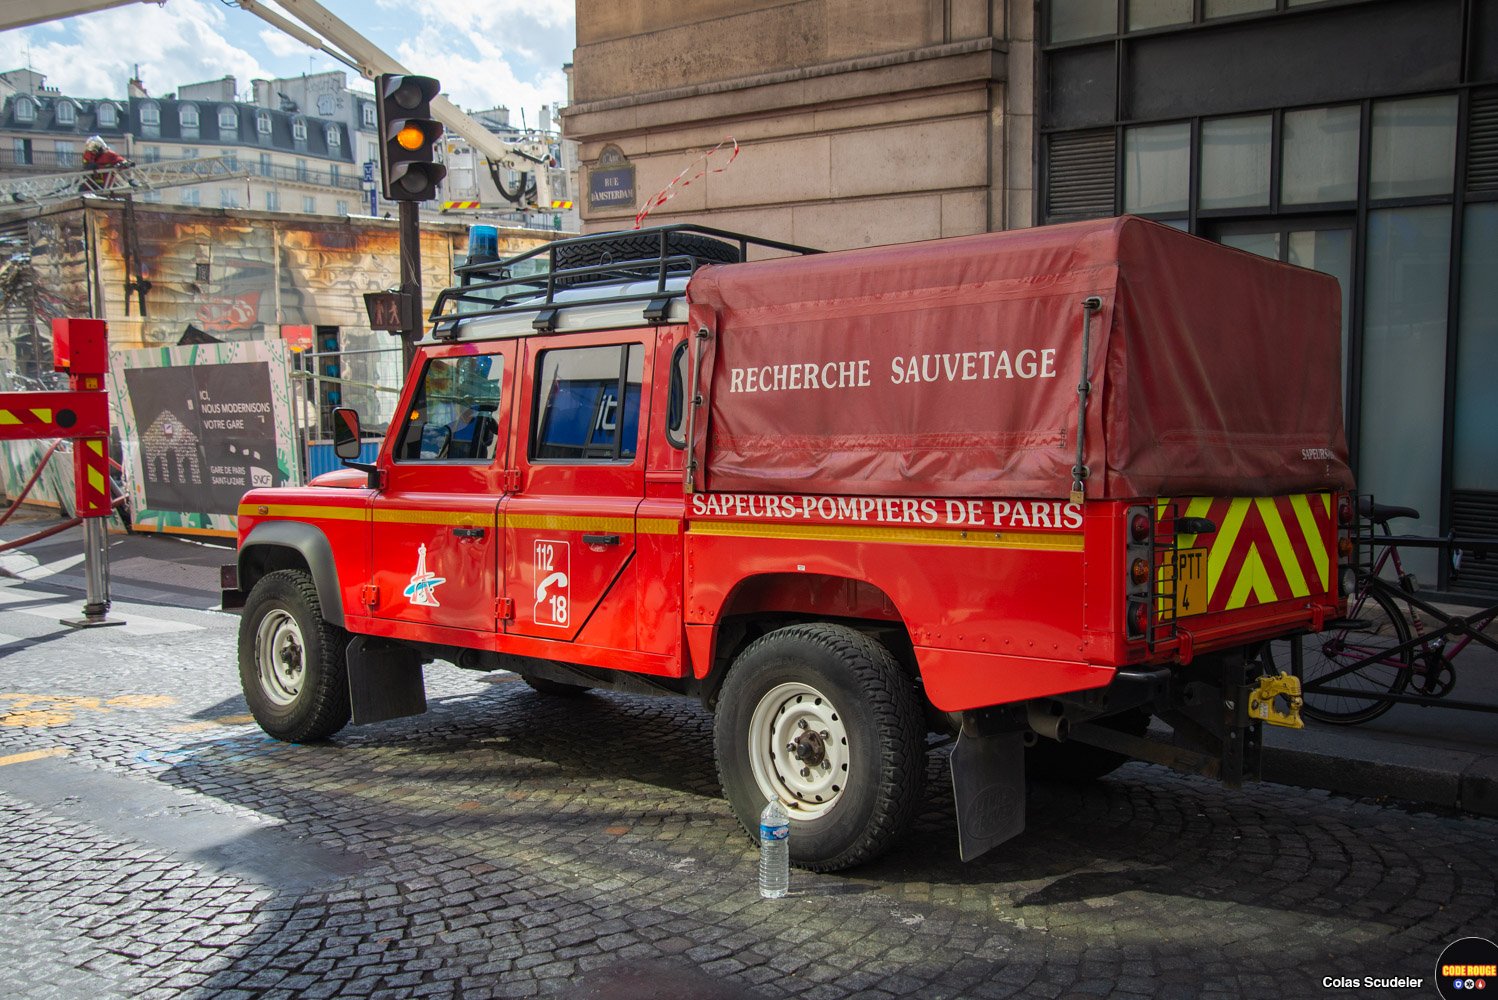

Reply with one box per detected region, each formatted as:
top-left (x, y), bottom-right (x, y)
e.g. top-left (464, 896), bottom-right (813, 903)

top-left (0, 0), bottom-right (574, 121)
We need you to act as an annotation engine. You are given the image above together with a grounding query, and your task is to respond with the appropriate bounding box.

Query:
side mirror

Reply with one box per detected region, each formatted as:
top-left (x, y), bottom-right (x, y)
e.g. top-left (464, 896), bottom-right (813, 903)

top-left (333, 407), bottom-right (362, 460)
top-left (332, 406), bottom-right (380, 489)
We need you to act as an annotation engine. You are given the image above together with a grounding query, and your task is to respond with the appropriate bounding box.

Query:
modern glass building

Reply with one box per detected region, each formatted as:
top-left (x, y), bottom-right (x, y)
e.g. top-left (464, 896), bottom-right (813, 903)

top-left (1039, 0), bottom-right (1497, 595)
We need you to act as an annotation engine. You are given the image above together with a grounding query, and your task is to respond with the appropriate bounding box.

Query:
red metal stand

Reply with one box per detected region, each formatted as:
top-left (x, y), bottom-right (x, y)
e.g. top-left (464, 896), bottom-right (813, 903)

top-left (0, 318), bottom-right (123, 627)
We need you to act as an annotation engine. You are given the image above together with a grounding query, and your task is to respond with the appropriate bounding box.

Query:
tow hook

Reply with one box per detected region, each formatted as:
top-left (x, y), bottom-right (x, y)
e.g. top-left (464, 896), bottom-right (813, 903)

top-left (1249, 673), bottom-right (1304, 729)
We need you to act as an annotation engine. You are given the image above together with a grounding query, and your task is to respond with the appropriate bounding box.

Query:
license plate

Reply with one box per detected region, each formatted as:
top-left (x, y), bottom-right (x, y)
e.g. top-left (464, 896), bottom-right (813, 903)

top-left (1174, 547), bottom-right (1208, 618)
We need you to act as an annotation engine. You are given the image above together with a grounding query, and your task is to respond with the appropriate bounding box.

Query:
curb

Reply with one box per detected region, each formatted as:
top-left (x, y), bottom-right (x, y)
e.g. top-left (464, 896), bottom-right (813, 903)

top-left (1262, 743), bottom-right (1498, 818)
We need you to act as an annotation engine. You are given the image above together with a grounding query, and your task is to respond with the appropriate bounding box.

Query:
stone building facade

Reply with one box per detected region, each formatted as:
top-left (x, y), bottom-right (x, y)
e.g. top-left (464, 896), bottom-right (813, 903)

top-left (563, 1), bottom-right (1032, 250)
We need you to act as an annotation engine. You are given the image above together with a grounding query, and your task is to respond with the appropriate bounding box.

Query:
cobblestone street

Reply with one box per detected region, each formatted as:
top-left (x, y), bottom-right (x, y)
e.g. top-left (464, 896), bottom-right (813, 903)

top-left (1, 575), bottom-right (1495, 999)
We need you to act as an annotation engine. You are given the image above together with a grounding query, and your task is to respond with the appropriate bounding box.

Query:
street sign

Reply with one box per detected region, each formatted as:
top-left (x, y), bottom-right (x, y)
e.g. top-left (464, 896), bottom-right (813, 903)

top-left (362, 160), bottom-right (375, 183)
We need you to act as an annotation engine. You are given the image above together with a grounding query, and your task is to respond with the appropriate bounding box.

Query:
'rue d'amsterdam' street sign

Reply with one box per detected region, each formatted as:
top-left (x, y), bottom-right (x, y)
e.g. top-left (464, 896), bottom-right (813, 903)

top-left (588, 145), bottom-right (635, 213)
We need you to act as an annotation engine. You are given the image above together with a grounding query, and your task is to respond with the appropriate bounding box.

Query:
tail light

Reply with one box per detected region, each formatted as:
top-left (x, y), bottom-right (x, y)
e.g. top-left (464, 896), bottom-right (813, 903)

top-left (1129, 511), bottom-right (1151, 543)
top-left (1127, 599), bottom-right (1148, 637)
top-left (1337, 497), bottom-right (1353, 526)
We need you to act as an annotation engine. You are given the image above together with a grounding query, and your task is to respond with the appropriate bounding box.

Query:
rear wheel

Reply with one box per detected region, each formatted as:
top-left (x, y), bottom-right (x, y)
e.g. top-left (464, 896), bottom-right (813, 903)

top-left (1266, 586), bottom-right (1411, 724)
top-left (238, 569), bottom-right (351, 742)
top-left (714, 623), bottom-right (923, 872)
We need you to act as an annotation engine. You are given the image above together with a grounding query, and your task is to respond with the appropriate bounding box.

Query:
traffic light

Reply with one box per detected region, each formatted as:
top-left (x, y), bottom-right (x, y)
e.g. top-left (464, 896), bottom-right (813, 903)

top-left (316, 326), bottom-right (341, 421)
top-left (376, 74), bottom-right (447, 202)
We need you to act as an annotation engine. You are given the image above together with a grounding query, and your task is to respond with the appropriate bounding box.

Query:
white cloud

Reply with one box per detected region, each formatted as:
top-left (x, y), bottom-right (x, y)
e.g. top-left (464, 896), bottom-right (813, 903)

top-left (0, 0), bottom-right (570, 119)
top-left (0, 0), bottom-right (272, 98)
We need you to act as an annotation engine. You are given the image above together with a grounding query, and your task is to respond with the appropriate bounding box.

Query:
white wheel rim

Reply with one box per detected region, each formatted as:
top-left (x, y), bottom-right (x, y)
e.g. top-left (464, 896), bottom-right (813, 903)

top-left (747, 681), bottom-right (850, 820)
top-left (255, 609), bottom-right (305, 707)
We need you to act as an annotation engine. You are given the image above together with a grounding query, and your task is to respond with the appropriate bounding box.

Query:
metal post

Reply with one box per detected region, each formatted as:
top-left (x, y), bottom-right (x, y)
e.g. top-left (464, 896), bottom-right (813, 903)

top-left (61, 515), bottom-right (124, 629)
top-left (399, 200), bottom-right (421, 376)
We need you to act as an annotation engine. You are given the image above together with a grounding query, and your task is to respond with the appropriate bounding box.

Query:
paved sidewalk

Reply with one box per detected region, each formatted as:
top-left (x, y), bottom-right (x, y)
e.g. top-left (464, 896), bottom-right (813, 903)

top-left (1259, 608), bottom-right (1498, 817)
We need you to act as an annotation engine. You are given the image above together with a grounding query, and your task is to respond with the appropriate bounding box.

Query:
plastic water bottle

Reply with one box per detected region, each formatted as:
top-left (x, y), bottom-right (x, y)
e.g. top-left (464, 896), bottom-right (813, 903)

top-left (759, 798), bottom-right (790, 898)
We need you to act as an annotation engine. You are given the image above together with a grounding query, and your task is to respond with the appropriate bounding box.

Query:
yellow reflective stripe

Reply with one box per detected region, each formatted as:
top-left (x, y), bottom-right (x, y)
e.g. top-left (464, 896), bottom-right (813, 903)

top-left (30, 409), bottom-right (51, 423)
top-left (1257, 497), bottom-right (1309, 598)
top-left (689, 520), bottom-right (1083, 551)
top-left (237, 503), bottom-right (366, 521)
top-left (1207, 498), bottom-right (1250, 603)
top-left (0, 410), bottom-right (16, 425)
top-left (87, 467), bottom-right (106, 494)
top-left (87, 441), bottom-right (105, 456)
top-left (506, 514), bottom-right (633, 534)
top-left (1290, 493), bottom-right (1330, 590)
top-left (637, 518), bottom-right (678, 535)
top-left (374, 509), bottom-right (488, 527)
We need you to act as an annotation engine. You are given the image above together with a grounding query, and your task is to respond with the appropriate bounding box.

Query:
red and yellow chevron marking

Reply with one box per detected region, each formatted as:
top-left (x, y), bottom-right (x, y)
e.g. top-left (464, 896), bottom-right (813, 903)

top-left (442, 201), bottom-right (481, 210)
top-left (73, 437), bottom-right (112, 517)
top-left (1161, 494), bottom-right (1333, 616)
top-left (0, 391), bottom-right (108, 441)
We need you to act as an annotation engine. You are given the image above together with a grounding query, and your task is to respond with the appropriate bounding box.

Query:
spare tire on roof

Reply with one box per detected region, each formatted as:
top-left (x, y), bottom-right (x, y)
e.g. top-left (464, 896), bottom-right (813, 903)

top-left (551, 230), bottom-right (741, 286)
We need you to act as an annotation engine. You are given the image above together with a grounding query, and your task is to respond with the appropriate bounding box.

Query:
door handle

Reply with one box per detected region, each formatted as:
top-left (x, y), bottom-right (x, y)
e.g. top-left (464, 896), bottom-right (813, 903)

top-left (452, 526), bottom-right (486, 539)
top-left (582, 533), bottom-right (621, 546)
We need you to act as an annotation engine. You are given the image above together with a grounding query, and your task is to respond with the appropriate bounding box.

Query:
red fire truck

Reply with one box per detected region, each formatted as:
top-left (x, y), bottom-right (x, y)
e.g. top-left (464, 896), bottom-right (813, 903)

top-left (224, 217), bottom-right (1355, 870)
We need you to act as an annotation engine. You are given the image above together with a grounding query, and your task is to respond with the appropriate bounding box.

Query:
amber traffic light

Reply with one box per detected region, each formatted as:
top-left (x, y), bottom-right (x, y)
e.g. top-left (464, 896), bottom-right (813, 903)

top-left (376, 74), bottom-right (447, 202)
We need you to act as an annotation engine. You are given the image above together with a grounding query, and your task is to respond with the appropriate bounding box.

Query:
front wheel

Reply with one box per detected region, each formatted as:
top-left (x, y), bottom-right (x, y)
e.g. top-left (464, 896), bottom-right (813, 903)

top-left (1265, 586), bottom-right (1412, 725)
top-left (714, 624), bottom-right (924, 872)
top-left (238, 569), bottom-right (352, 742)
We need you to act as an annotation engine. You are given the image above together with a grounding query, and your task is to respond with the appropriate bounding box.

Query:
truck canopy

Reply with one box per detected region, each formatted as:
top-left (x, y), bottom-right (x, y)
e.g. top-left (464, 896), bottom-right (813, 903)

top-left (686, 215), bottom-right (1354, 500)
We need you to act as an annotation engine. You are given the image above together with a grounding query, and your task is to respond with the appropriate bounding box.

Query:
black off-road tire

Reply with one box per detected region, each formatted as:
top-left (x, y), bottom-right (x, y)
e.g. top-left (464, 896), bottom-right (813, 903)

top-left (552, 231), bottom-right (740, 286)
top-left (238, 569), bottom-right (352, 743)
top-left (714, 623), bottom-right (924, 872)
top-left (522, 676), bottom-right (593, 697)
top-left (1025, 707), bottom-right (1152, 783)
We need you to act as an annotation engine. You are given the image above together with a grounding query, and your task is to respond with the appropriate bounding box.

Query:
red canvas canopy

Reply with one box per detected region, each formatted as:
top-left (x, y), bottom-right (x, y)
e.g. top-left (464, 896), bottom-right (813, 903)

top-left (685, 216), bottom-right (1354, 500)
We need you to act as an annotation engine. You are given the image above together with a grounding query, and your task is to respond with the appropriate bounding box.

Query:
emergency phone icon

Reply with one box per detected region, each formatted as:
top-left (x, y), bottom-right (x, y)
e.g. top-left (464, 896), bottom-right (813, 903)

top-left (533, 539), bottom-right (571, 628)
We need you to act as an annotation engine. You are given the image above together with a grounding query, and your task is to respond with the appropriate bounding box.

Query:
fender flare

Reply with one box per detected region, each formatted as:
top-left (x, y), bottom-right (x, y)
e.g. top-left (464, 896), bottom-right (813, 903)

top-left (238, 520), bottom-right (346, 628)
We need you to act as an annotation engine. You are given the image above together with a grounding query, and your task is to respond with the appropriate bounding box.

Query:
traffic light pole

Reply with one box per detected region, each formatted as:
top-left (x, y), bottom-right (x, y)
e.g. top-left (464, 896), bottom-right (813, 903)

top-left (398, 200), bottom-right (421, 375)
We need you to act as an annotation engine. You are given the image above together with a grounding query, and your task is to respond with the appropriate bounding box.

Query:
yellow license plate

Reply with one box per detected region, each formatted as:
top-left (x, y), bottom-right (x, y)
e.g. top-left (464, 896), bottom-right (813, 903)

top-left (1174, 547), bottom-right (1208, 618)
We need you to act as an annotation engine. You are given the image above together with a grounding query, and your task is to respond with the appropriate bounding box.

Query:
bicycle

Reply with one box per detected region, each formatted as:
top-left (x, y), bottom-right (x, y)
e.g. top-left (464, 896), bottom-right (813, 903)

top-left (1263, 498), bottom-right (1498, 724)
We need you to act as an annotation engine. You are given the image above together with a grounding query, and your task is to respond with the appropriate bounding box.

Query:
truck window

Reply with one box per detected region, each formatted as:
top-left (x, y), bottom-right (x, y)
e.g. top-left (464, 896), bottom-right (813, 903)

top-left (395, 354), bottom-right (504, 462)
top-left (532, 344), bottom-right (643, 463)
top-left (666, 340), bottom-right (689, 449)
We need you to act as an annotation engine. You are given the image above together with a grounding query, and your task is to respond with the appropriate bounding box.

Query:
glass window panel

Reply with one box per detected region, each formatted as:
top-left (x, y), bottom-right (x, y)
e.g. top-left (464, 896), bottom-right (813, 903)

top-left (1287, 228), bottom-right (1353, 410)
top-left (1369, 95), bottom-right (1457, 200)
top-left (1124, 123), bottom-right (1190, 214)
top-left (1200, 115), bottom-right (1271, 209)
top-left (1220, 231), bottom-right (1281, 259)
top-left (1282, 106), bottom-right (1360, 205)
top-left (533, 345), bottom-right (644, 462)
top-left (1205, 0), bottom-right (1273, 16)
top-left (1129, 0), bottom-right (1191, 30)
top-left (1454, 203), bottom-right (1498, 490)
top-left (1051, 0), bottom-right (1117, 41)
top-left (397, 355), bottom-right (505, 462)
top-left (1359, 206), bottom-right (1452, 578)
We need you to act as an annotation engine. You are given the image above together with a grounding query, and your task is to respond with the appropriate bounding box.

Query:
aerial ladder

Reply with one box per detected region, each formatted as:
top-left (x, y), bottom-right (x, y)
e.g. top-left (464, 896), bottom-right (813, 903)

top-left (5, 0), bottom-right (563, 212)
top-left (0, 156), bottom-right (249, 216)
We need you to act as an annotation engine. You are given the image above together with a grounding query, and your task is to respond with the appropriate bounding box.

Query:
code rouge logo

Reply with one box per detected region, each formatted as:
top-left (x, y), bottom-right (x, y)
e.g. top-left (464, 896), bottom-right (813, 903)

top-left (1438, 937), bottom-right (1498, 999)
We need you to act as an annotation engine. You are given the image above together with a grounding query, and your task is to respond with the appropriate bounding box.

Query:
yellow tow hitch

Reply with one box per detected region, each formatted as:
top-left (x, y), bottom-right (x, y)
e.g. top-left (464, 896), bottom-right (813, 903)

top-left (1250, 672), bottom-right (1304, 729)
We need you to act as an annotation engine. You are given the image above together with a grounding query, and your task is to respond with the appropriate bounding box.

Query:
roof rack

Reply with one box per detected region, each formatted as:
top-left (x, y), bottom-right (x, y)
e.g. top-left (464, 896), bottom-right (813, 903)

top-left (428, 224), bottom-right (820, 339)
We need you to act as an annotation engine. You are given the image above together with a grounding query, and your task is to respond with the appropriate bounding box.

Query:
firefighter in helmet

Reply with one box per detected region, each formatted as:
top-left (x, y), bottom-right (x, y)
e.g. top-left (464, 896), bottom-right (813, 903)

top-left (82, 136), bottom-right (131, 191)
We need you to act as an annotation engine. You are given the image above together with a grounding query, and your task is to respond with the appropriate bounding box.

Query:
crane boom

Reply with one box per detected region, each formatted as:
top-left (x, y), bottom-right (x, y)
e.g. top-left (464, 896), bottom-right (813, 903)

top-left (234, 0), bottom-right (551, 174)
top-left (0, 0), bottom-right (156, 31)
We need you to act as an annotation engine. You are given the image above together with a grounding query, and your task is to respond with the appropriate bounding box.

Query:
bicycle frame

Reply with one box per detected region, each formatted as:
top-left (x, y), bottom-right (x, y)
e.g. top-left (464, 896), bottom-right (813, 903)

top-left (1296, 521), bottom-right (1498, 714)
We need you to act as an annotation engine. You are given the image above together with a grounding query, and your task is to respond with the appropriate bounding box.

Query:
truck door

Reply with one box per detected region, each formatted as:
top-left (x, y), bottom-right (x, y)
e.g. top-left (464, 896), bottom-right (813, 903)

top-left (504, 337), bottom-right (647, 647)
top-left (368, 344), bottom-right (514, 635)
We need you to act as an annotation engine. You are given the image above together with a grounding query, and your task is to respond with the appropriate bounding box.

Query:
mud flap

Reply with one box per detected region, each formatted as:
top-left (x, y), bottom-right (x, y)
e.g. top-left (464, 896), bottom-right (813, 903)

top-left (950, 730), bottom-right (1026, 862)
top-left (346, 637), bottom-right (427, 726)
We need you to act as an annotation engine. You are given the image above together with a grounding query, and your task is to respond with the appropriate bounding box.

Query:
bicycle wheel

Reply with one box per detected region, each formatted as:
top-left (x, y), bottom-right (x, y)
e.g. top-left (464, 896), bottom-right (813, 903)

top-left (1266, 586), bottom-right (1412, 724)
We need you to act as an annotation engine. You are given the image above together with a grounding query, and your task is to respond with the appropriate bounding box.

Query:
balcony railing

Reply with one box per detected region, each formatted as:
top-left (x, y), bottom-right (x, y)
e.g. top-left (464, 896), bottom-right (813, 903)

top-left (0, 148), bottom-right (362, 192)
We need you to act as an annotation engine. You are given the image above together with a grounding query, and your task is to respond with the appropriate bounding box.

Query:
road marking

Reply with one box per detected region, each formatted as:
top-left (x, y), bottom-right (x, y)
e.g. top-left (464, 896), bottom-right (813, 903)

top-left (0, 585), bottom-right (204, 635)
top-left (0, 746), bottom-right (71, 767)
top-left (15, 551), bottom-right (87, 582)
